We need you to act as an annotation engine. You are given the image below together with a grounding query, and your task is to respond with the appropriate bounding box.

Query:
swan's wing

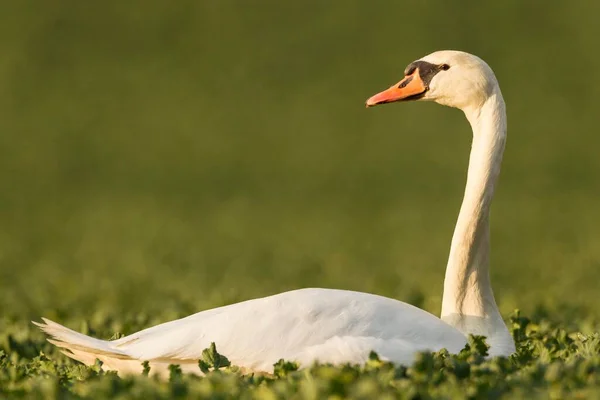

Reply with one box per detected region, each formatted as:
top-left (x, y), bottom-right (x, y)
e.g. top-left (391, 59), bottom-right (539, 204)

top-left (108, 288), bottom-right (467, 371)
top-left (293, 335), bottom-right (433, 367)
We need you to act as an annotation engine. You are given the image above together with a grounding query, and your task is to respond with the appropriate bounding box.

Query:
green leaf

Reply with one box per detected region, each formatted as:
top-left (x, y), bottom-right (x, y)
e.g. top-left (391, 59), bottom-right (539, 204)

top-left (168, 364), bottom-right (182, 381)
top-left (201, 342), bottom-right (231, 370)
top-left (142, 360), bottom-right (151, 376)
top-left (273, 359), bottom-right (299, 377)
top-left (198, 359), bottom-right (210, 374)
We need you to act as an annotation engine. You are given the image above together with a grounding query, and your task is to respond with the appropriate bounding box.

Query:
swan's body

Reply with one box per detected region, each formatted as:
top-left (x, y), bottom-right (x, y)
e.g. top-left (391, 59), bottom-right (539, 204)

top-left (38, 289), bottom-right (469, 376)
top-left (36, 50), bottom-right (516, 377)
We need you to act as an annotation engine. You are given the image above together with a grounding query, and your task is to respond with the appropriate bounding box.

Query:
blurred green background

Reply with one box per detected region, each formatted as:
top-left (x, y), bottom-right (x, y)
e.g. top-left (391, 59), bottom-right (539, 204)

top-left (1, 1), bottom-right (599, 325)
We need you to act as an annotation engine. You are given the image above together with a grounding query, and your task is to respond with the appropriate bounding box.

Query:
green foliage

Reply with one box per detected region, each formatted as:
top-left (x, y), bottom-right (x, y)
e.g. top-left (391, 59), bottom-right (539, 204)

top-left (273, 359), bottom-right (299, 378)
top-left (142, 361), bottom-right (150, 377)
top-left (1, 313), bottom-right (599, 398)
top-left (198, 342), bottom-right (231, 374)
top-left (1, 0), bottom-right (600, 398)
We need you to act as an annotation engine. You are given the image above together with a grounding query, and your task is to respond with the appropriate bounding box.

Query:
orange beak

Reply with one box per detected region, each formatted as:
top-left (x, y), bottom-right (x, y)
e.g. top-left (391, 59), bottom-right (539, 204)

top-left (365, 69), bottom-right (427, 107)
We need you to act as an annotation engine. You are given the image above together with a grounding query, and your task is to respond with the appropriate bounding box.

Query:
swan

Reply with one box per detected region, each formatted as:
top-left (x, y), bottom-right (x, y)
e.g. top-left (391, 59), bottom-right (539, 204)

top-left (35, 50), bottom-right (516, 377)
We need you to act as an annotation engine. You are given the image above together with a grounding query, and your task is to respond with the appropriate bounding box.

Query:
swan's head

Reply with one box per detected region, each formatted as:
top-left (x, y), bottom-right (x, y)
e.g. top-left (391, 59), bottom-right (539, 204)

top-left (366, 50), bottom-right (498, 111)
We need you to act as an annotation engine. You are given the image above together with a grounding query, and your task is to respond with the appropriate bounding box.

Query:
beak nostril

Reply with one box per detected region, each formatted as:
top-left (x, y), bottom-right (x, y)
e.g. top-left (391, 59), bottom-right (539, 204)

top-left (398, 76), bottom-right (414, 89)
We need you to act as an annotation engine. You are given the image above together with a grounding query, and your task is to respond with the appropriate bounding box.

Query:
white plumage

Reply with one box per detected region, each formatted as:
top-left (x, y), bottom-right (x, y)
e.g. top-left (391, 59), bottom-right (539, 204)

top-left (36, 289), bottom-right (468, 376)
top-left (36, 50), bottom-right (516, 377)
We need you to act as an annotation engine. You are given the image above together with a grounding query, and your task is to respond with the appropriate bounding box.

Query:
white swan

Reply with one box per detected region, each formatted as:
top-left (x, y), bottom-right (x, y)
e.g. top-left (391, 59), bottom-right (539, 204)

top-left (35, 50), bottom-right (516, 377)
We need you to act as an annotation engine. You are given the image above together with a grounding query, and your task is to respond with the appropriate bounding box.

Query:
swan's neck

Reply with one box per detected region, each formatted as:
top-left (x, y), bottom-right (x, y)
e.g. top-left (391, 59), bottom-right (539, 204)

top-left (440, 90), bottom-right (514, 354)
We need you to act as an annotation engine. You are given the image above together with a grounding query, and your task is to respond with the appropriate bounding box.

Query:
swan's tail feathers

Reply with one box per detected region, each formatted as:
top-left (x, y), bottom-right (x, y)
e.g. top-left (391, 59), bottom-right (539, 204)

top-left (33, 318), bottom-right (146, 374)
top-left (33, 318), bottom-right (203, 377)
top-left (34, 318), bottom-right (122, 355)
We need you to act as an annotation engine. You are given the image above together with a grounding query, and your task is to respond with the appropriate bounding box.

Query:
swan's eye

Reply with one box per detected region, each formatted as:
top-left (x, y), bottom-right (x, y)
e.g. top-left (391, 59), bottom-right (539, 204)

top-left (441, 64), bottom-right (450, 71)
